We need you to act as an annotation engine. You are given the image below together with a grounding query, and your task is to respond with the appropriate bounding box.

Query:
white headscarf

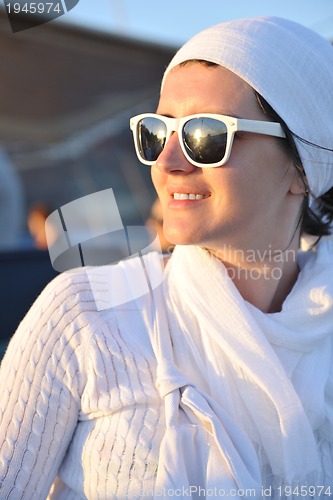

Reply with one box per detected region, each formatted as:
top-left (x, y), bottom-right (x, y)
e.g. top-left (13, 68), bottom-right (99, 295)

top-left (161, 17), bottom-right (333, 199)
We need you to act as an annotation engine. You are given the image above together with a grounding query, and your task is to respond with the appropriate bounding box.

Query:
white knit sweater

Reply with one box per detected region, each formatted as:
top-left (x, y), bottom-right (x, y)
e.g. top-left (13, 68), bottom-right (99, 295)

top-left (0, 267), bottom-right (165, 499)
top-left (1, 240), bottom-right (333, 499)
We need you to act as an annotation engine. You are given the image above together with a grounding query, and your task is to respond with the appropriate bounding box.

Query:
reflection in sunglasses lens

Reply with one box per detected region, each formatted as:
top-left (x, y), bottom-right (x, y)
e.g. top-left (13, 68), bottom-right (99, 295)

top-left (139, 118), bottom-right (167, 161)
top-left (183, 118), bottom-right (228, 164)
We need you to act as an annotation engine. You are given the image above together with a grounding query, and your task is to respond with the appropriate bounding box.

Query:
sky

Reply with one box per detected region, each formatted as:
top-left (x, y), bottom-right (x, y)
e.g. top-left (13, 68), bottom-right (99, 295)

top-left (57, 0), bottom-right (333, 46)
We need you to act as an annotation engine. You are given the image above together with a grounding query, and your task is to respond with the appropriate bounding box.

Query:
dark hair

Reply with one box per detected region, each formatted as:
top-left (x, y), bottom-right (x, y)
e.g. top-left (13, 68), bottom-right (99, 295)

top-left (178, 59), bottom-right (333, 238)
top-left (254, 92), bottom-right (333, 238)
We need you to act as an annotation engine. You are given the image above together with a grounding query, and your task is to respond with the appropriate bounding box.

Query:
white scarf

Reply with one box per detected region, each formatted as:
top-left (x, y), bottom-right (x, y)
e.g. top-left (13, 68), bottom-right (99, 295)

top-left (141, 236), bottom-right (333, 499)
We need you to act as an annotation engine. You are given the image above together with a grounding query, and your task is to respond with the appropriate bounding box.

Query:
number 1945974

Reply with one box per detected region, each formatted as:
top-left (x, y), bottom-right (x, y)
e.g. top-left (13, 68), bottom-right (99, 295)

top-left (6, 3), bottom-right (62, 14)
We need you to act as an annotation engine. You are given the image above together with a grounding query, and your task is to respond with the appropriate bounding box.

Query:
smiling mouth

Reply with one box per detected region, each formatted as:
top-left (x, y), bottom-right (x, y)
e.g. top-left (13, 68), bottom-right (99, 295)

top-left (172, 193), bottom-right (210, 200)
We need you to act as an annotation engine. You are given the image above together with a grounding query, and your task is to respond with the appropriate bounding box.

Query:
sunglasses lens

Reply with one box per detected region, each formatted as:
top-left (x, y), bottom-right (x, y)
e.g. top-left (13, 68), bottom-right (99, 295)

top-left (183, 118), bottom-right (228, 164)
top-left (138, 117), bottom-right (167, 162)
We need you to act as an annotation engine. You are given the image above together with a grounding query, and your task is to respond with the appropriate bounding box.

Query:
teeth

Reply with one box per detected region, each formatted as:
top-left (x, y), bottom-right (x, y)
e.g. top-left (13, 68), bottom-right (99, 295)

top-left (173, 193), bottom-right (208, 200)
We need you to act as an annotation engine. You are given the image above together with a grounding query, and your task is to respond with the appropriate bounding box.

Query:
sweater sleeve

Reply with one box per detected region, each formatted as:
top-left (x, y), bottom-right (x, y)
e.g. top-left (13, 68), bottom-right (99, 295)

top-left (0, 270), bottom-right (93, 499)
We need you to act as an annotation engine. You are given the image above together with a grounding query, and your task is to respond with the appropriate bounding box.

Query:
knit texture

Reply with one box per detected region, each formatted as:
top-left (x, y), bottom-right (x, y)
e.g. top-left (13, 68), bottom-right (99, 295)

top-left (1, 238), bottom-right (333, 498)
top-left (0, 268), bottom-right (165, 499)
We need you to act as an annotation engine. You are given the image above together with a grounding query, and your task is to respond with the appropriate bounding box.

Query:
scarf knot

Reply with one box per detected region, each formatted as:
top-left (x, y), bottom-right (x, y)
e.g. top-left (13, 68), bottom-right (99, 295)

top-left (146, 239), bottom-right (333, 497)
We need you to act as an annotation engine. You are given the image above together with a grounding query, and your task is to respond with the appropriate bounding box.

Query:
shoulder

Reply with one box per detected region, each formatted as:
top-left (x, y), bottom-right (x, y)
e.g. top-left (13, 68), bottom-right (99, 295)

top-left (21, 250), bottom-right (163, 344)
top-left (285, 234), bottom-right (333, 318)
top-left (83, 250), bottom-right (164, 311)
top-left (5, 268), bottom-right (98, 371)
top-left (298, 232), bottom-right (333, 272)
top-left (19, 266), bottom-right (99, 332)
top-left (11, 251), bottom-right (163, 353)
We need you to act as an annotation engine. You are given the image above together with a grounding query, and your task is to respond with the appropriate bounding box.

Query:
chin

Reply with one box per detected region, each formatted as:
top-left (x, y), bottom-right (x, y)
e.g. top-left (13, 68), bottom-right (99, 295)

top-left (164, 227), bottom-right (202, 247)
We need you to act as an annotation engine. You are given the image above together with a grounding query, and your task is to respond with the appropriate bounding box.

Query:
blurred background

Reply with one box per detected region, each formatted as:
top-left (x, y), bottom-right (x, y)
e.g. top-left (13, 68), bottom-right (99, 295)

top-left (0, 0), bottom-right (332, 350)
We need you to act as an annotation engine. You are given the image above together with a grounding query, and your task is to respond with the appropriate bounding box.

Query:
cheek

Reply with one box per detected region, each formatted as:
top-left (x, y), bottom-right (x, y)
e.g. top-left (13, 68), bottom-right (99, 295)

top-left (151, 168), bottom-right (169, 210)
top-left (212, 146), bottom-right (292, 228)
top-left (151, 168), bottom-right (160, 195)
top-left (151, 168), bottom-right (167, 195)
top-left (231, 138), bottom-right (292, 195)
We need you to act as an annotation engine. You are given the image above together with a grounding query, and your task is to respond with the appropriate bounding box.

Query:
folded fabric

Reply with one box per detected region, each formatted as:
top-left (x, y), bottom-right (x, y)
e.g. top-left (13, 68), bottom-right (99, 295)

top-left (140, 235), bottom-right (333, 498)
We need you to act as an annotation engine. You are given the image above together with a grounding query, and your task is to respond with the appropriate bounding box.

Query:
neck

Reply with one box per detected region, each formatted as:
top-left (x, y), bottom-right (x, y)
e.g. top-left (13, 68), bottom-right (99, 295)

top-left (207, 237), bottom-right (301, 313)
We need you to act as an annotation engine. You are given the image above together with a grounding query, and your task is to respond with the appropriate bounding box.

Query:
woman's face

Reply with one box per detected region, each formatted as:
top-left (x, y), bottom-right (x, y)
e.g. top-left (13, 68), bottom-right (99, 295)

top-left (151, 62), bottom-right (301, 254)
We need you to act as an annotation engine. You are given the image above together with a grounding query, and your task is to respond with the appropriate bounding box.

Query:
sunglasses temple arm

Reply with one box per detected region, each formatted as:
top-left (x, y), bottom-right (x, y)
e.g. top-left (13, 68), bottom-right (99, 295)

top-left (237, 119), bottom-right (286, 138)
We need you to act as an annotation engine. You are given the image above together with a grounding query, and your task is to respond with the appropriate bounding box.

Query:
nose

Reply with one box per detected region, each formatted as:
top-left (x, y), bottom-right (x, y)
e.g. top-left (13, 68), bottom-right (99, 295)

top-left (154, 132), bottom-right (197, 175)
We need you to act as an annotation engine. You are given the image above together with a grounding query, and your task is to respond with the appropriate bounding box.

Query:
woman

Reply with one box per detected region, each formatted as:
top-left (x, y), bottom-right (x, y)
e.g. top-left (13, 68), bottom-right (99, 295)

top-left (1, 16), bottom-right (333, 499)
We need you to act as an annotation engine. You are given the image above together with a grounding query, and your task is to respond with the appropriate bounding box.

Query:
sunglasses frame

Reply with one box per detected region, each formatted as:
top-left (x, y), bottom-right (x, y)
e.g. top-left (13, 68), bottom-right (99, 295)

top-left (130, 113), bottom-right (286, 168)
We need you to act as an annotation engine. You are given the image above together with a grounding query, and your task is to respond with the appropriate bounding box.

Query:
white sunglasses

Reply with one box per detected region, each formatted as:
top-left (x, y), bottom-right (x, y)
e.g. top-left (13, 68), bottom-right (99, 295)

top-left (130, 113), bottom-right (286, 168)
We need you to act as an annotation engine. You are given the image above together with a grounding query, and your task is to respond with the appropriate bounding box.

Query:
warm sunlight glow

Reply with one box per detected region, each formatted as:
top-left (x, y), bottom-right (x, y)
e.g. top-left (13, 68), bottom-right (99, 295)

top-left (194, 128), bottom-right (202, 142)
